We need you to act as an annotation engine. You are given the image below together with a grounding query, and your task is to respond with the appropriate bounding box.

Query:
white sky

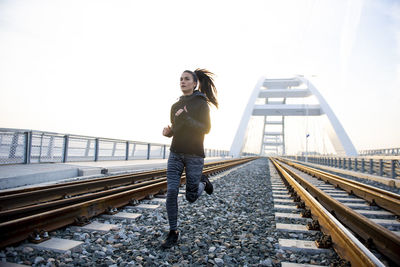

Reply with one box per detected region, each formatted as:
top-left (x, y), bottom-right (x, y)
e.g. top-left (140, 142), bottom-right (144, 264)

top-left (0, 0), bottom-right (399, 155)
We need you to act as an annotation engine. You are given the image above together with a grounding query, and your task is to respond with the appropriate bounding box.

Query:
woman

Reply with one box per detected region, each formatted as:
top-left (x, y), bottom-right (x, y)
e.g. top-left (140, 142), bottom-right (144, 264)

top-left (161, 68), bottom-right (218, 248)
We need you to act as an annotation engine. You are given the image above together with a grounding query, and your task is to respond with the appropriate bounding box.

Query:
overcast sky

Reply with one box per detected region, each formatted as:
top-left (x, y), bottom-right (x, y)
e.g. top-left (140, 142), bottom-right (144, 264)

top-left (0, 0), bottom-right (399, 155)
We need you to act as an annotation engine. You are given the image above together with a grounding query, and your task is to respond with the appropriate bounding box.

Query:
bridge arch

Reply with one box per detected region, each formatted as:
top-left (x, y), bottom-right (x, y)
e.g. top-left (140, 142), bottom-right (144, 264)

top-left (229, 76), bottom-right (357, 157)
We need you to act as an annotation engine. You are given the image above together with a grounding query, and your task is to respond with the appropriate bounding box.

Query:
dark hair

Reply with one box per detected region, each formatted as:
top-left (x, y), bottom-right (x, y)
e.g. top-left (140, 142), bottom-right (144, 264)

top-left (184, 69), bottom-right (218, 108)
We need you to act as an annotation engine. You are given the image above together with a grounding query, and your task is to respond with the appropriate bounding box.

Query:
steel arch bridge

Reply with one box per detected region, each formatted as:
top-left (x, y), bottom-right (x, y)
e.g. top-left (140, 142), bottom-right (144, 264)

top-left (229, 76), bottom-right (357, 157)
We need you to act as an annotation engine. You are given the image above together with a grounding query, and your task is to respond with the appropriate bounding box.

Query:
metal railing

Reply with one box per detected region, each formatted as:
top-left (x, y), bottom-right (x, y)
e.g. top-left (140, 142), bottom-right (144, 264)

top-left (0, 128), bottom-right (229, 165)
top-left (359, 148), bottom-right (400, 156)
top-left (285, 155), bottom-right (400, 179)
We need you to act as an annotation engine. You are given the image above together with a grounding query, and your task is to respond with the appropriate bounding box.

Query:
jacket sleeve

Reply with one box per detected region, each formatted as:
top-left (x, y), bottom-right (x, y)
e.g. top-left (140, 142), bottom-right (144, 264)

top-left (179, 102), bottom-right (211, 134)
top-left (166, 105), bottom-right (175, 137)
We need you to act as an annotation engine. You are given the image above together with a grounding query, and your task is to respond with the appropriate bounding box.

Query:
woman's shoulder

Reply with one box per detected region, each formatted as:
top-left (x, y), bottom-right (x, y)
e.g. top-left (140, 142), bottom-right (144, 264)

top-left (170, 100), bottom-right (181, 111)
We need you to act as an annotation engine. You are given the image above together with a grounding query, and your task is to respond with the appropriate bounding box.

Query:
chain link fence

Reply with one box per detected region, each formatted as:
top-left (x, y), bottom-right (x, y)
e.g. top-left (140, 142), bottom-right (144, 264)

top-left (0, 131), bottom-right (26, 164)
top-left (0, 128), bottom-right (229, 165)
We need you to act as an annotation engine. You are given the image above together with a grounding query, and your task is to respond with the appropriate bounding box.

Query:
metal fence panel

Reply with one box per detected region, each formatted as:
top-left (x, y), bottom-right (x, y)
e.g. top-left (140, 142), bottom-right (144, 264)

top-left (30, 133), bottom-right (64, 163)
top-left (0, 128), bottom-right (228, 165)
top-left (0, 131), bottom-right (26, 164)
top-left (150, 144), bottom-right (164, 159)
top-left (67, 137), bottom-right (96, 162)
top-left (97, 140), bottom-right (126, 161)
top-left (129, 143), bottom-right (148, 159)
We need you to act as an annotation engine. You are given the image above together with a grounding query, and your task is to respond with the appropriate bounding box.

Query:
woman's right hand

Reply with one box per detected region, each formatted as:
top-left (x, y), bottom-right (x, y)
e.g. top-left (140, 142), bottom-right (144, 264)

top-left (162, 125), bottom-right (172, 137)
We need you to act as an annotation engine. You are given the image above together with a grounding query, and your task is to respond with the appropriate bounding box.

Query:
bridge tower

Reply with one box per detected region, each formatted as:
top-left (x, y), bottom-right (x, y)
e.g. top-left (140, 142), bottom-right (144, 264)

top-left (229, 76), bottom-right (357, 157)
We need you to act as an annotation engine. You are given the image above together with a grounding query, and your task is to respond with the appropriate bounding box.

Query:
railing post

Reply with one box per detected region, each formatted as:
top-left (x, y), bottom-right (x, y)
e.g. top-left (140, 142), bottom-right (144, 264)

top-left (38, 133), bottom-right (44, 163)
top-left (125, 141), bottom-right (129, 161)
top-left (94, 138), bottom-right (99, 161)
top-left (63, 135), bottom-right (69, 163)
top-left (348, 158), bottom-right (352, 170)
top-left (391, 160), bottom-right (396, 178)
top-left (47, 136), bottom-right (54, 161)
top-left (9, 132), bottom-right (19, 159)
top-left (25, 131), bottom-right (32, 164)
top-left (369, 159), bottom-right (373, 174)
top-left (85, 140), bottom-right (91, 157)
top-left (361, 159), bottom-right (365, 173)
top-left (131, 143), bottom-right (136, 158)
top-left (112, 142), bottom-right (117, 157)
top-left (147, 143), bottom-right (150, 160)
top-left (163, 145), bottom-right (166, 159)
top-left (354, 158), bottom-right (358, 172)
top-left (379, 159), bottom-right (383, 176)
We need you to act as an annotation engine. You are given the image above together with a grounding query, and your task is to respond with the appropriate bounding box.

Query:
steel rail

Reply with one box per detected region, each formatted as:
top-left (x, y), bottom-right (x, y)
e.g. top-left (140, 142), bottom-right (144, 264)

top-left (270, 158), bottom-right (385, 267)
top-left (0, 158), bottom-right (252, 211)
top-left (0, 159), bottom-right (254, 222)
top-left (0, 157), bottom-right (256, 248)
top-left (0, 157), bottom-right (242, 197)
top-left (0, 168), bottom-right (166, 197)
top-left (271, 158), bottom-right (400, 266)
top-left (277, 157), bottom-right (400, 216)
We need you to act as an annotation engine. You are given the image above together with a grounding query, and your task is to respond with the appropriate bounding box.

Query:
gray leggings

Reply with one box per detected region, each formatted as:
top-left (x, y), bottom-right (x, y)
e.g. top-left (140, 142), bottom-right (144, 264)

top-left (166, 152), bottom-right (205, 231)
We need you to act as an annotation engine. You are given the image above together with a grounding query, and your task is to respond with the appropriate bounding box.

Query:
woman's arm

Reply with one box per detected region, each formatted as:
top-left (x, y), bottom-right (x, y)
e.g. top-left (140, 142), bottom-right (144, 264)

top-left (176, 103), bottom-right (211, 134)
top-left (162, 105), bottom-right (175, 138)
top-left (162, 125), bottom-right (173, 137)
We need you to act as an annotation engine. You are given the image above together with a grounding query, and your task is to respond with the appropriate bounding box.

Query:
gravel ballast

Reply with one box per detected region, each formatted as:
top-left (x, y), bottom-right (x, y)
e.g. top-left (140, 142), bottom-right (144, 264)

top-left (0, 158), bottom-right (342, 266)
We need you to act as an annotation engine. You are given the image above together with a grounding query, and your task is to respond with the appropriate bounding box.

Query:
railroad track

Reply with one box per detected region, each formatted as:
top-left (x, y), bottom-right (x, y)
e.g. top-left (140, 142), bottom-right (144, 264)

top-left (270, 157), bottom-right (400, 266)
top-left (0, 157), bottom-right (257, 249)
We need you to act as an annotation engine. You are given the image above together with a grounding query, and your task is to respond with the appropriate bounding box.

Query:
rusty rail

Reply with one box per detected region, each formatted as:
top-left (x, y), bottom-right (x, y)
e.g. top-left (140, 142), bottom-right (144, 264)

top-left (277, 157), bottom-right (400, 216)
top-left (0, 157), bottom-right (257, 248)
top-left (271, 158), bottom-right (400, 266)
top-left (0, 159), bottom-right (254, 222)
top-left (0, 157), bottom-right (249, 211)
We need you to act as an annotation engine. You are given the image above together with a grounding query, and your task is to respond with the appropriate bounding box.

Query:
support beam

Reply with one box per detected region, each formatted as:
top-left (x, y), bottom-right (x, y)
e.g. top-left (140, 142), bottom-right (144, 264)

top-left (252, 104), bottom-right (322, 116)
top-left (259, 89), bottom-right (311, 98)
top-left (263, 79), bottom-right (301, 88)
top-left (265, 121), bottom-right (283, 125)
top-left (265, 132), bottom-right (283, 136)
top-left (264, 142), bottom-right (284, 146)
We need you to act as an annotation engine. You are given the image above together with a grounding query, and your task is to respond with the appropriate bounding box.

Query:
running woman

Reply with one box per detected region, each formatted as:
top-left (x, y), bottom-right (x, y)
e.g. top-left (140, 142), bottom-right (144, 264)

top-left (161, 69), bottom-right (218, 248)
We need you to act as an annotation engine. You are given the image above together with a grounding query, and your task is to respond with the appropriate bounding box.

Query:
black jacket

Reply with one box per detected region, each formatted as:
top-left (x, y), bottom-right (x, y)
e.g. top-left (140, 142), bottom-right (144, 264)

top-left (168, 90), bottom-right (210, 157)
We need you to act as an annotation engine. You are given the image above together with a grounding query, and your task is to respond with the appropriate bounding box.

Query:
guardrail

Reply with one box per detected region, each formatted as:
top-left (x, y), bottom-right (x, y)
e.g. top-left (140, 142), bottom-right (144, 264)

top-left (359, 148), bottom-right (400, 156)
top-left (285, 155), bottom-right (400, 179)
top-left (0, 128), bottom-right (230, 165)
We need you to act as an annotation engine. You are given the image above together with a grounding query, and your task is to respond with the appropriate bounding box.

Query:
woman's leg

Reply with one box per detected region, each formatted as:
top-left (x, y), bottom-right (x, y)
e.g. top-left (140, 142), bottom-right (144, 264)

top-left (166, 152), bottom-right (184, 231)
top-left (184, 154), bottom-right (205, 203)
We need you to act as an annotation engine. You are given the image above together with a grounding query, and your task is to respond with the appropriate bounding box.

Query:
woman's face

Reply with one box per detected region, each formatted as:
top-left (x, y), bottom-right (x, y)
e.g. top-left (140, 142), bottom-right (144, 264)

top-left (180, 72), bottom-right (196, 95)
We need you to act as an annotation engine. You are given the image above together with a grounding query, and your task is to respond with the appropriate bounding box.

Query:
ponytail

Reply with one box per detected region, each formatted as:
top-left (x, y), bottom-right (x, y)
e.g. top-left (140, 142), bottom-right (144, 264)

top-left (184, 68), bottom-right (218, 108)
